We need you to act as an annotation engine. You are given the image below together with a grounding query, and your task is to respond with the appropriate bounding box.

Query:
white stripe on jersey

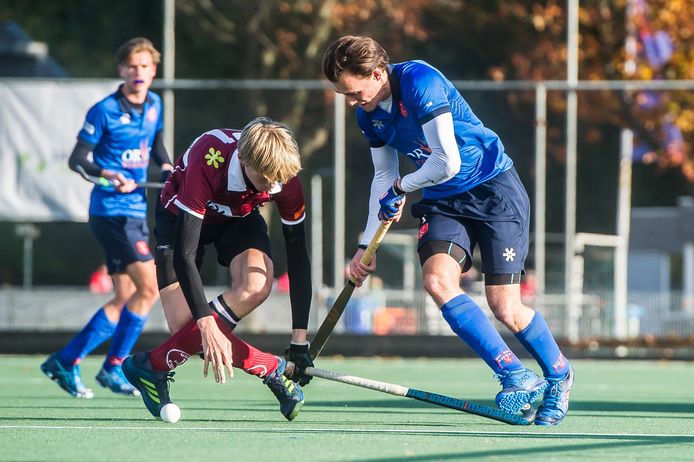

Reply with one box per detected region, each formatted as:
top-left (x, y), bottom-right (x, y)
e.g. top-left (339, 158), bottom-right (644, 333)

top-left (207, 129), bottom-right (236, 144)
top-left (173, 198), bottom-right (205, 219)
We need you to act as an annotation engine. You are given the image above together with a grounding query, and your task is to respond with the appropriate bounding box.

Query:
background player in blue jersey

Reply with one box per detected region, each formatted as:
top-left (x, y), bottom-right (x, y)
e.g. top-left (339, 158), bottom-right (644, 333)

top-left (322, 35), bottom-right (574, 425)
top-left (41, 37), bottom-right (173, 399)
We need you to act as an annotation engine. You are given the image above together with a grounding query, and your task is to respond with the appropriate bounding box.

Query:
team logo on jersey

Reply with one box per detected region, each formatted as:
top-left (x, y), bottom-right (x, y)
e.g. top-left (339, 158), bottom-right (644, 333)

top-left (372, 119), bottom-right (385, 130)
top-left (398, 101), bottom-right (408, 117)
top-left (120, 113), bottom-right (131, 124)
top-left (503, 247), bottom-right (516, 262)
top-left (135, 240), bottom-right (150, 256)
top-left (121, 143), bottom-right (151, 168)
top-left (146, 107), bottom-right (158, 122)
top-left (83, 121), bottom-right (95, 135)
top-left (205, 148), bottom-right (225, 168)
top-left (405, 138), bottom-right (432, 165)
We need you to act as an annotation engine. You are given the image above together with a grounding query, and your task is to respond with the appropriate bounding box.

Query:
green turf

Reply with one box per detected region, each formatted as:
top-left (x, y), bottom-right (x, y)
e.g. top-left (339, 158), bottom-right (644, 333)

top-left (1, 355), bottom-right (693, 461)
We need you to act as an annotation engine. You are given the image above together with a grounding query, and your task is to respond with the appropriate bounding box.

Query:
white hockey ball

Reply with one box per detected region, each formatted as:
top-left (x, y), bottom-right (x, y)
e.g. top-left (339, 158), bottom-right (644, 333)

top-left (160, 403), bottom-right (181, 423)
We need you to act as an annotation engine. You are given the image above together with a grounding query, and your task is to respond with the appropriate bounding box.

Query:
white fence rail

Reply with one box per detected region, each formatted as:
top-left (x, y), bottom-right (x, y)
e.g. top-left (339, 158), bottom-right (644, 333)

top-left (2, 287), bottom-right (692, 343)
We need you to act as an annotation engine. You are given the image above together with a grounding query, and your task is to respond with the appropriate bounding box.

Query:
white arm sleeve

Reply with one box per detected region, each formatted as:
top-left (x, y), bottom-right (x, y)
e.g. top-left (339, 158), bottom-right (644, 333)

top-left (360, 145), bottom-right (399, 246)
top-left (399, 112), bottom-right (461, 192)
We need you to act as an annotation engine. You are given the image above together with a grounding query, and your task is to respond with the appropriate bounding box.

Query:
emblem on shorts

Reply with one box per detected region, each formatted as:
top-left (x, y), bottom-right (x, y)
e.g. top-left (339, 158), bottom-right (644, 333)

top-left (135, 240), bottom-right (150, 256)
top-left (503, 247), bottom-right (516, 262)
top-left (205, 147), bottom-right (225, 168)
top-left (418, 222), bottom-right (429, 240)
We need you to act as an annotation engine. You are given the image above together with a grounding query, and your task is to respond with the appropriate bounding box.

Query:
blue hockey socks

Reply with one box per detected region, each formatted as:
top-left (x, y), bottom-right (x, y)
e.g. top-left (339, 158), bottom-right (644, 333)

top-left (58, 307), bottom-right (116, 365)
top-left (441, 294), bottom-right (524, 374)
top-left (104, 306), bottom-right (148, 370)
top-left (515, 310), bottom-right (570, 379)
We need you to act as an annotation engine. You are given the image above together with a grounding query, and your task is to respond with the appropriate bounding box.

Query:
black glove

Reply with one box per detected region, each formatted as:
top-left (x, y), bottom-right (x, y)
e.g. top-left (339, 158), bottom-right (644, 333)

top-left (160, 168), bottom-right (173, 183)
top-left (284, 342), bottom-right (314, 386)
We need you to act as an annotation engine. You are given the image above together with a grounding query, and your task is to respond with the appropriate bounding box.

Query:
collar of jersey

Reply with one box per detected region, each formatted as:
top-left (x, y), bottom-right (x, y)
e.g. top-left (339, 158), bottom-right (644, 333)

top-left (368, 64), bottom-right (401, 121)
top-left (226, 151), bottom-right (247, 192)
top-left (115, 84), bottom-right (153, 115)
top-left (225, 150), bottom-right (282, 194)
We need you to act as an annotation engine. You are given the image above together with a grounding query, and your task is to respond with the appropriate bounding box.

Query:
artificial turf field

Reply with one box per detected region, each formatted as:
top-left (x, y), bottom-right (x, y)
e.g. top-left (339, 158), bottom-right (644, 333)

top-left (0, 356), bottom-right (692, 461)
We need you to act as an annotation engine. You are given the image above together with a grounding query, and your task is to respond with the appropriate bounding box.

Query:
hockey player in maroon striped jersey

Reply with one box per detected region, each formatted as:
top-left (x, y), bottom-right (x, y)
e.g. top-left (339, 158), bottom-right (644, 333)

top-left (123, 117), bottom-right (312, 421)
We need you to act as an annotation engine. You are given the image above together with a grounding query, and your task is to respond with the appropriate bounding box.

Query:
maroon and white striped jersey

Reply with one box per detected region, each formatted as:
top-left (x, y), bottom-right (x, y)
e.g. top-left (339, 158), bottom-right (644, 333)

top-left (160, 128), bottom-right (306, 225)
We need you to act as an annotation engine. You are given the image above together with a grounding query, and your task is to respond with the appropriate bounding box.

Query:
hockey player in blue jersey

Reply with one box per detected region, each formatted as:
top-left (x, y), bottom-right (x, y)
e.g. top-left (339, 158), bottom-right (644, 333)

top-left (322, 35), bottom-right (574, 425)
top-left (41, 37), bottom-right (173, 398)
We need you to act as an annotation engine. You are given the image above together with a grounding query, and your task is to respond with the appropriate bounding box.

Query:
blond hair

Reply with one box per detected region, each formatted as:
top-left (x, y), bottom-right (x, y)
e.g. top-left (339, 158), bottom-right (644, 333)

top-left (238, 117), bottom-right (302, 184)
top-left (116, 37), bottom-right (161, 65)
top-left (322, 35), bottom-right (390, 82)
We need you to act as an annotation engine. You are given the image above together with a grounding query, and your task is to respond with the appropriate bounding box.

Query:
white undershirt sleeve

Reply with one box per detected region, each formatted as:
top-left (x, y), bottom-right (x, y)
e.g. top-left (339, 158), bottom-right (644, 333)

top-left (399, 112), bottom-right (461, 192)
top-left (360, 145), bottom-right (399, 246)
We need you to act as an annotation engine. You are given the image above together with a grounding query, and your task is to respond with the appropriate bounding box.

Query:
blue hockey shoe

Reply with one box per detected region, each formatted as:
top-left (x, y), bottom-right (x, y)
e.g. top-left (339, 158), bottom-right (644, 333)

top-left (264, 357), bottom-right (304, 421)
top-left (96, 365), bottom-right (141, 397)
top-left (495, 368), bottom-right (548, 414)
top-left (122, 353), bottom-right (175, 419)
top-left (40, 353), bottom-right (94, 399)
top-left (535, 367), bottom-right (575, 426)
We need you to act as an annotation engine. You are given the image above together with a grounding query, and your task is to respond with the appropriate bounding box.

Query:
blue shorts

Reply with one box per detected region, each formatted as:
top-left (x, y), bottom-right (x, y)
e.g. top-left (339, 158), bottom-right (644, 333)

top-left (411, 167), bottom-right (529, 276)
top-left (89, 215), bottom-right (153, 274)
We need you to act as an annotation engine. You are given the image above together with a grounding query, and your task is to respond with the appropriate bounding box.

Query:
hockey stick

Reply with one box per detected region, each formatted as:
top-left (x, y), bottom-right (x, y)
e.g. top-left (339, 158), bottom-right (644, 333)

top-left (75, 165), bottom-right (165, 189)
top-left (309, 220), bottom-right (392, 359)
top-left (306, 366), bottom-right (534, 426)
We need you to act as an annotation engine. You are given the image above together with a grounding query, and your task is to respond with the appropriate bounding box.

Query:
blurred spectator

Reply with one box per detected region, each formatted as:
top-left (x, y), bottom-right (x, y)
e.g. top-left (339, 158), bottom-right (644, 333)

top-left (520, 270), bottom-right (537, 303)
top-left (88, 264), bottom-right (113, 294)
top-left (276, 272), bottom-right (290, 293)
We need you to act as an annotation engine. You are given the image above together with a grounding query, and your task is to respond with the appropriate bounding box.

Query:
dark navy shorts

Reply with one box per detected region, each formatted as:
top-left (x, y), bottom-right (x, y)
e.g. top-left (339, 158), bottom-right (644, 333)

top-left (89, 215), bottom-right (153, 275)
top-left (411, 167), bottom-right (530, 276)
top-left (154, 207), bottom-right (272, 271)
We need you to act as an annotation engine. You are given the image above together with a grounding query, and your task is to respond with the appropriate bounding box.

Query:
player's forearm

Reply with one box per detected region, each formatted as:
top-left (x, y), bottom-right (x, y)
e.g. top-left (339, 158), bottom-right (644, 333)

top-left (283, 222), bottom-right (312, 330)
top-left (172, 212), bottom-right (211, 319)
top-left (361, 146), bottom-right (398, 246)
top-left (68, 139), bottom-right (101, 176)
top-left (400, 113), bottom-right (461, 192)
top-left (151, 131), bottom-right (173, 167)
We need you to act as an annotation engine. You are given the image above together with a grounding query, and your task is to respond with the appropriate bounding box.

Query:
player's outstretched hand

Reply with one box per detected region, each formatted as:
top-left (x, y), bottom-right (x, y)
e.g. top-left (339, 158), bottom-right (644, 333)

top-left (378, 179), bottom-right (406, 222)
top-left (284, 342), bottom-right (314, 386)
top-left (197, 316), bottom-right (234, 383)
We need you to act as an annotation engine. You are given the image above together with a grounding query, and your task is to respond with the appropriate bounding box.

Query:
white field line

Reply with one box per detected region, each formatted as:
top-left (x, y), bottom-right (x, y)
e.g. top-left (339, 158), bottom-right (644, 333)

top-left (0, 425), bottom-right (693, 439)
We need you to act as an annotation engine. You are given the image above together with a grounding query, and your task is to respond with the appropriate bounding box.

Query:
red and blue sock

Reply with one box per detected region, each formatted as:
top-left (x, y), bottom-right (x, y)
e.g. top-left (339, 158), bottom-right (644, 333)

top-left (441, 294), bottom-right (524, 374)
top-left (515, 310), bottom-right (570, 379)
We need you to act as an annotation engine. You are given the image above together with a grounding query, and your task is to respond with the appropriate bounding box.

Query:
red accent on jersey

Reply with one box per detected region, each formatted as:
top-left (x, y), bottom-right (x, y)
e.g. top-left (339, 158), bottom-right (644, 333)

top-left (160, 129), bottom-right (306, 224)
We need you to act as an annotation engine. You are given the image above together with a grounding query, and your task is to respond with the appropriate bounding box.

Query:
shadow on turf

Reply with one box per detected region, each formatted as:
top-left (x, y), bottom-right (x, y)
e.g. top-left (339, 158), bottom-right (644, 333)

top-left (305, 399), bottom-right (694, 415)
top-left (347, 437), bottom-right (694, 462)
